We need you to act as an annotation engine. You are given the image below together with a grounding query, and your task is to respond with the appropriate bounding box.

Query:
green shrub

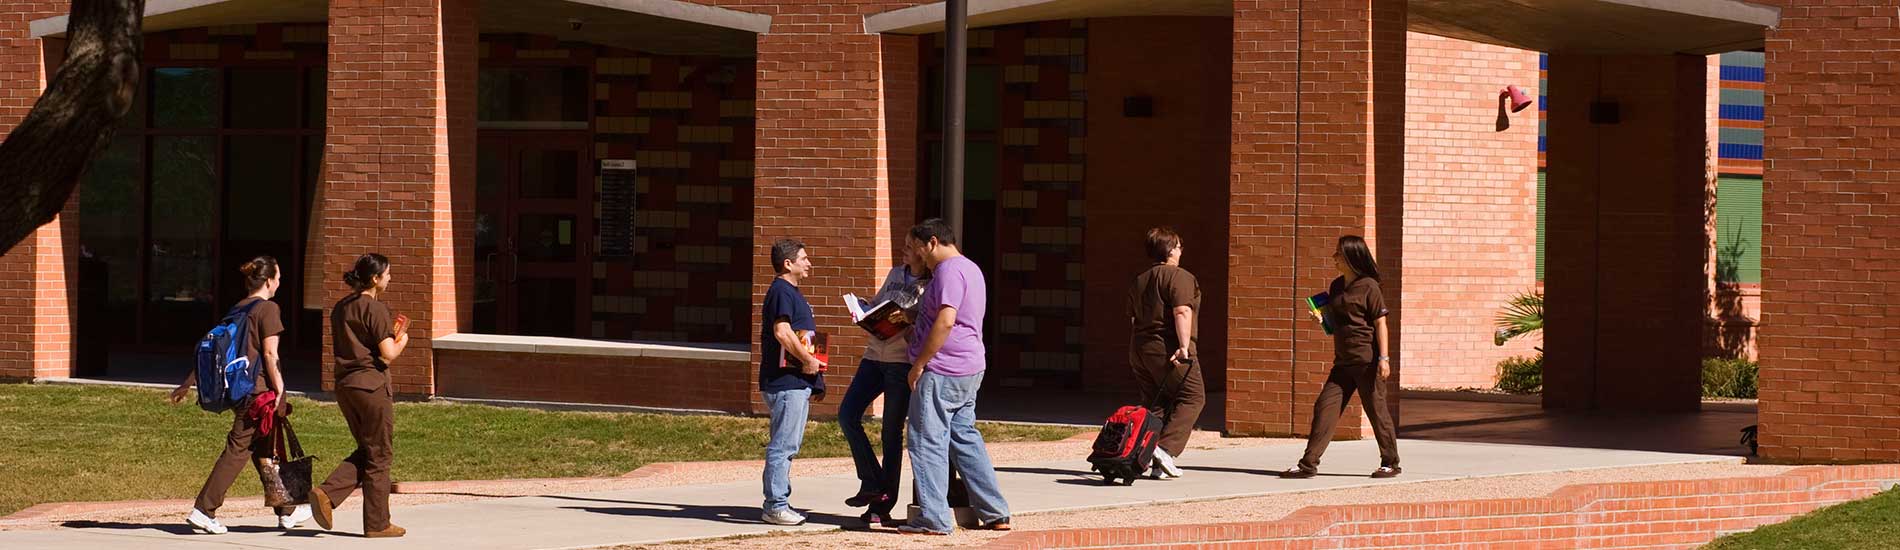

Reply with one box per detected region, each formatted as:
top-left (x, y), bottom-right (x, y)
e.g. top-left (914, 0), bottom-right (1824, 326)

top-left (1702, 357), bottom-right (1759, 399)
top-left (1495, 354), bottom-right (1543, 393)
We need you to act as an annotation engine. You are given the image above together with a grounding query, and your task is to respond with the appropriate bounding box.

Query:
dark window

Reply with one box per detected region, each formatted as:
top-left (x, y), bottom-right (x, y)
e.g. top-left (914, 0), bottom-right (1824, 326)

top-left (478, 67), bottom-right (589, 123)
top-left (229, 68), bottom-right (300, 128)
top-left (152, 68), bottom-right (219, 128)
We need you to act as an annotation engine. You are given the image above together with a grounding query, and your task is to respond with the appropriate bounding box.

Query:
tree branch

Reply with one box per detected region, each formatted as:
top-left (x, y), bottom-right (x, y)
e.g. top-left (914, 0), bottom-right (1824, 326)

top-left (0, 0), bottom-right (144, 254)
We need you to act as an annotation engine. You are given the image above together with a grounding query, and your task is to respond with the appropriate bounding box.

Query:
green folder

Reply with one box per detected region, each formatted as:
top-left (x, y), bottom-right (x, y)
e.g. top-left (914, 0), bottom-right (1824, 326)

top-left (1304, 291), bottom-right (1336, 335)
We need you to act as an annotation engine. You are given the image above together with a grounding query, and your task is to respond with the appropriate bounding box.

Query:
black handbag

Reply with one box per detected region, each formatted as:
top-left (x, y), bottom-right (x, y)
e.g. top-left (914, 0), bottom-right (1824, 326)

top-left (260, 417), bottom-right (317, 507)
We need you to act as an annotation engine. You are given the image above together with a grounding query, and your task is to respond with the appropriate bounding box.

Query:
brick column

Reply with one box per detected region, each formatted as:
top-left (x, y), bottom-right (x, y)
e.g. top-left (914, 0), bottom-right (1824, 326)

top-left (1758, 2), bottom-right (1900, 463)
top-left (745, 3), bottom-right (916, 415)
top-left (881, 33), bottom-right (919, 256)
top-left (1229, 0), bottom-right (1406, 437)
top-left (319, 0), bottom-right (477, 396)
top-left (1542, 54), bottom-right (1707, 413)
top-left (0, 1), bottom-right (78, 381)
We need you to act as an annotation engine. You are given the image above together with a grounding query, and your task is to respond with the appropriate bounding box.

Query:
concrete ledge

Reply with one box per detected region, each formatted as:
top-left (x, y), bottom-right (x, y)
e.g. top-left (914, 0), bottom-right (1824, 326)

top-left (427, 396), bottom-right (732, 416)
top-left (1402, 388), bottom-right (1759, 413)
top-left (431, 333), bottom-right (749, 362)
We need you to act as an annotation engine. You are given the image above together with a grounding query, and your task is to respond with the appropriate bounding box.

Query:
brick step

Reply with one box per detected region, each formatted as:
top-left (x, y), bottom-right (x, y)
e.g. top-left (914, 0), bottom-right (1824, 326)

top-left (982, 464), bottom-right (1900, 549)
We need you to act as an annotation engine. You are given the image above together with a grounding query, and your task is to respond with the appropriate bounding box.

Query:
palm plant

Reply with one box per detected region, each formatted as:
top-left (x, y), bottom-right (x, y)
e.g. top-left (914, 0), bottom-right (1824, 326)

top-left (1493, 290), bottom-right (1544, 348)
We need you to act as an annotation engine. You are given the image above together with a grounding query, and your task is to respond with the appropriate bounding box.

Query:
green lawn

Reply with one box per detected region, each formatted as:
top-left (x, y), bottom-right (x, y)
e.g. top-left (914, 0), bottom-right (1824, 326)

top-left (1703, 487), bottom-right (1900, 549)
top-left (0, 384), bottom-right (1081, 516)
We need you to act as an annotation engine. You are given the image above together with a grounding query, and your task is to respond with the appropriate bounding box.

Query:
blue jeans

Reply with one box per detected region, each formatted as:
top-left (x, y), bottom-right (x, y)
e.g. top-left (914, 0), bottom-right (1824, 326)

top-left (762, 388), bottom-right (811, 512)
top-left (838, 359), bottom-right (911, 515)
top-left (906, 371), bottom-right (1009, 533)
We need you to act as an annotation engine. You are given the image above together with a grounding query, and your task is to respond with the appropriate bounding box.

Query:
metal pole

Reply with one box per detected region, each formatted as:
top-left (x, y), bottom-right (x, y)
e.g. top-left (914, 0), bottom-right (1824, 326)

top-left (943, 0), bottom-right (967, 244)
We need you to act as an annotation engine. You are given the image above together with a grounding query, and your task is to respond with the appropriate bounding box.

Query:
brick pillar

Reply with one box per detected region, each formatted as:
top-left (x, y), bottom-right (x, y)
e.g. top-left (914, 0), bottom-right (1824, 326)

top-left (881, 33), bottom-right (919, 255)
top-left (1229, 0), bottom-right (1406, 437)
top-left (748, 5), bottom-right (912, 416)
top-left (1758, 2), bottom-right (1900, 463)
top-left (1542, 54), bottom-right (1707, 413)
top-left (0, 1), bottom-right (78, 381)
top-left (319, 0), bottom-right (477, 396)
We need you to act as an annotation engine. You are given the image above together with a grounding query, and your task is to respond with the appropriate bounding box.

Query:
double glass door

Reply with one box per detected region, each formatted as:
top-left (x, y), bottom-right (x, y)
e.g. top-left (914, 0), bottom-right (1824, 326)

top-left (474, 133), bottom-right (594, 337)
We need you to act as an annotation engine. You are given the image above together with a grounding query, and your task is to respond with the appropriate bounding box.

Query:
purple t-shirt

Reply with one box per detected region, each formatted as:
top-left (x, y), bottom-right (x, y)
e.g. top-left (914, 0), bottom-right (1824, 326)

top-left (908, 255), bottom-right (987, 376)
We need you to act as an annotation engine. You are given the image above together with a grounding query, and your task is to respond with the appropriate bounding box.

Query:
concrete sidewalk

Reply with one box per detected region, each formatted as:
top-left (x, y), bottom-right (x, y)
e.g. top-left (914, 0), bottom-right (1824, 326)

top-left (0, 439), bottom-right (1737, 549)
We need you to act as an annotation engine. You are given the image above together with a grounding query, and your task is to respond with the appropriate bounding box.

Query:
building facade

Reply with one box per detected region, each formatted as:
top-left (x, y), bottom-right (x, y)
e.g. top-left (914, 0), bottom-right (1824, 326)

top-left (0, 0), bottom-right (1889, 463)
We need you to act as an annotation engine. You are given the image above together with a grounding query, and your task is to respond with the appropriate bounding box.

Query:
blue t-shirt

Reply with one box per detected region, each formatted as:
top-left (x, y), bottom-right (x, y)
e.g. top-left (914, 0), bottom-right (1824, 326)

top-left (760, 278), bottom-right (821, 393)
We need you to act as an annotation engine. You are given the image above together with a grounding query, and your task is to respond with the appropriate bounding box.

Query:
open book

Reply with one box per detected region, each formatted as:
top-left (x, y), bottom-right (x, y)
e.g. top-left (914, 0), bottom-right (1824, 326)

top-left (781, 330), bottom-right (829, 371)
top-left (844, 293), bottom-right (912, 340)
top-left (1303, 291), bottom-right (1337, 335)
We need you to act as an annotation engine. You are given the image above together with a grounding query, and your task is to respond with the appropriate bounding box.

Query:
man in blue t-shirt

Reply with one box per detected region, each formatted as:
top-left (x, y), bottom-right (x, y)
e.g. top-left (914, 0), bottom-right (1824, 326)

top-left (759, 238), bottom-right (827, 526)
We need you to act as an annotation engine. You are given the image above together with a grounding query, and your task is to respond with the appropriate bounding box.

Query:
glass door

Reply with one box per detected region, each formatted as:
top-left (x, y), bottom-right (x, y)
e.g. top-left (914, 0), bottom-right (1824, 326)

top-left (475, 133), bottom-right (593, 337)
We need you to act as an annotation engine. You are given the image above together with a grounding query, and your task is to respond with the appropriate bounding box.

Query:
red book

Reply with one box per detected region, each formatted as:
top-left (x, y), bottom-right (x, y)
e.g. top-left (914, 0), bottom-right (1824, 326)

top-left (844, 293), bottom-right (912, 340)
top-left (781, 330), bottom-right (829, 371)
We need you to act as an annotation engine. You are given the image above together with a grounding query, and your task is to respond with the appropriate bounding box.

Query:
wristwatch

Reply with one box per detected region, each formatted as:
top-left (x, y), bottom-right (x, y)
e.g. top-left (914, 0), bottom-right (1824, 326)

top-left (1376, 356), bottom-right (1389, 362)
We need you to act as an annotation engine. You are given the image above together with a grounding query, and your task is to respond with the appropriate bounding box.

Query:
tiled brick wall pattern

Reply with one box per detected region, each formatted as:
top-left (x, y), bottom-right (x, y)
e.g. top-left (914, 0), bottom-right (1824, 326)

top-left (923, 21), bottom-right (1090, 388)
top-left (1399, 33), bottom-right (1540, 389)
top-left (478, 34), bottom-right (758, 345)
top-left (141, 23), bottom-right (327, 64)
top-left (980, 465), bottom-right (1900, 550)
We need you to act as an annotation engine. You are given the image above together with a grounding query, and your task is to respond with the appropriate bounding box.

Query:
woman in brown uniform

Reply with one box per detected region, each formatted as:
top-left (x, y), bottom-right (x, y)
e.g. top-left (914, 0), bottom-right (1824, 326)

top-left (1127, 227), bottom-right (1204, 480)
top-left (310, 253), bottom-right (410, 537)
top-left (1277, 235), bottom-right (1400, 479)
top-left (169, 256), bottom-right (313, 533)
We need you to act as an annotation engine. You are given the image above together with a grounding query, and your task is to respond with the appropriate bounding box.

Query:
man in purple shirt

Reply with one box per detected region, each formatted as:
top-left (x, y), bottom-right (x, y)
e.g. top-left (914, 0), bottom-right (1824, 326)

top-left (899, 218), bottom-right (1012, 536)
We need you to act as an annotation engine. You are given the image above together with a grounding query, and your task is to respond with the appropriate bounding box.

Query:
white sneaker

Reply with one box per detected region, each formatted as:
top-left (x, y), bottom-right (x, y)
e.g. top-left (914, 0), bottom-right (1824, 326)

top-left (186, 509), bottom-right (227, 535)
top-left (1153, 448), bottom-right (1185, 478)
top-left (279, 504), bottom-right (313, 529)
top-left (761, 507), bottom-right (807, 526)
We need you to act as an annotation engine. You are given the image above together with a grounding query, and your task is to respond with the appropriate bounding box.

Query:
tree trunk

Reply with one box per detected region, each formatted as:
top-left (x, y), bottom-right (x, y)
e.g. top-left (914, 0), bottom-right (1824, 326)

top-left (0, 0), bottom-right (143, 255)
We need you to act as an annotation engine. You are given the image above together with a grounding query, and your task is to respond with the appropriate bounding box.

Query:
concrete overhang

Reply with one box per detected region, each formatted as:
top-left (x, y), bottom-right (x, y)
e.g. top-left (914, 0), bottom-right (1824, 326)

top-left (867, 0), bottom-right (1775, 55)
top-left (865, 0), bottom-right (1228, 34)
top-left (1411, 0), bottom-right (1778, 55)
top-left (33, 0), bottom-right (771, 56)
top-left (481, 0), bottom-right (768, 57)
top-left (32, 0), bottom-right (325, 38)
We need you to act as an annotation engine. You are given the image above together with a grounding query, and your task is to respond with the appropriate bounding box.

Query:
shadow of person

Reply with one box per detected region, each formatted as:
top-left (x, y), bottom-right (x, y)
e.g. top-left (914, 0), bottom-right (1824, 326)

top-left (553, 497), bottom-right (857, 528)
top-left (59, 520), bottom-right (285, 535)
top-left (992, 466), bottom-right (1095, 477)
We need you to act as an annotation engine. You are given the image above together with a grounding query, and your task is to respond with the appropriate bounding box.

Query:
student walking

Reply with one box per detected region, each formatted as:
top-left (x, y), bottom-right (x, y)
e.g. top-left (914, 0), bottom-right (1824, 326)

top-left (1126, 227), bottom-right (1204, 479)
top-left (837, 246), bottom-right (929, 526)
top-left (1277, 235), bottom-right (1401, 479)
top-left (900, 218), bottom-right (1012, 536)
top-left (309, 253), bottom-right (410, 537)
top-left (760, 239), bottom-right (828, 526)
top-left (170, 256), bottom-right (313, 534)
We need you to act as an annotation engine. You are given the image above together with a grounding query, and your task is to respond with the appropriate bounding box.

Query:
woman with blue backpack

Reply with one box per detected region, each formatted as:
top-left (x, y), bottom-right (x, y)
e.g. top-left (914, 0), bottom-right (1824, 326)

top-left (167, 256), bottom-right (313, 534)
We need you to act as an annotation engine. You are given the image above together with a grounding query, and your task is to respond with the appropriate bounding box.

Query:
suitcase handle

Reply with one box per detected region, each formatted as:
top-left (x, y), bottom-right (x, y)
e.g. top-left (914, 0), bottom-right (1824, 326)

top-left (1149, 360), bottom-right (1197, 412)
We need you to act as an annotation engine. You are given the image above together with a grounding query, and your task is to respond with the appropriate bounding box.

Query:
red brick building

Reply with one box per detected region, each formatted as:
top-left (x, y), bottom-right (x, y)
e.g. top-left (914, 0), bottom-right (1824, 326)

top-left (0, 0), bottom-right (1889, 464)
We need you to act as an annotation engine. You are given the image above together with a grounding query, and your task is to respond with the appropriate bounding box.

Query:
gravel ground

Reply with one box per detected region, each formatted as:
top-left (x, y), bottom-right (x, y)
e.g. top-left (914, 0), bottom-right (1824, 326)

top-left (607, 461), bottom-right (1795, 550)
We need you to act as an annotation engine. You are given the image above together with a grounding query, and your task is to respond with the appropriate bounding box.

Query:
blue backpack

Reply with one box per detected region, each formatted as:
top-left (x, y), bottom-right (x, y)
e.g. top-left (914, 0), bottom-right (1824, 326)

top-left (195, 300), bottom-right (264, 413)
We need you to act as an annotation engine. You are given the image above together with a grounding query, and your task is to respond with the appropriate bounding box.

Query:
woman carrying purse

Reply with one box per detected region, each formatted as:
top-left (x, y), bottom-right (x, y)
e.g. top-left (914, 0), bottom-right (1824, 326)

top-left (169, 256), bottom-right (314, 534)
